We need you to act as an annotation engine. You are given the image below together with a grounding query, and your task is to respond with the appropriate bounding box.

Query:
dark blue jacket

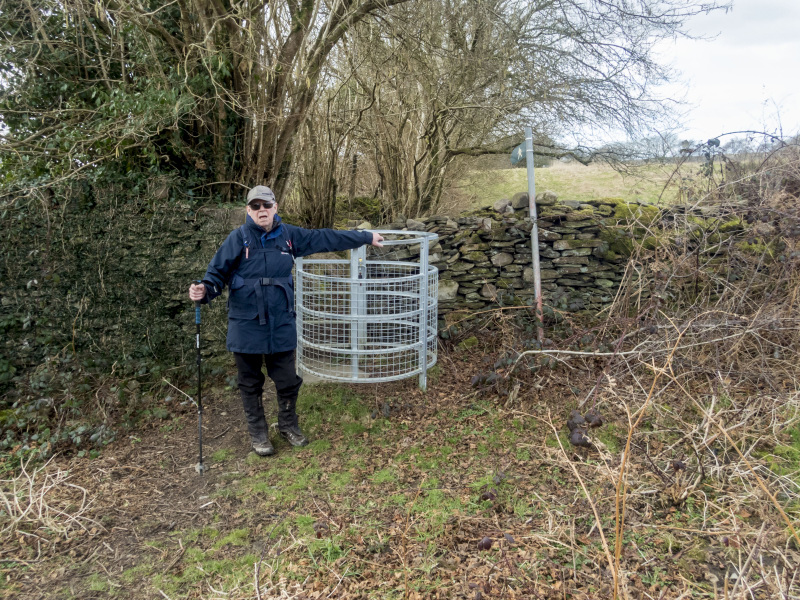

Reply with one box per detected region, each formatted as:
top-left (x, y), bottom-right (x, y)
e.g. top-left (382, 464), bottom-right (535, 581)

top-left (201, 215), bottom-right (372, 355)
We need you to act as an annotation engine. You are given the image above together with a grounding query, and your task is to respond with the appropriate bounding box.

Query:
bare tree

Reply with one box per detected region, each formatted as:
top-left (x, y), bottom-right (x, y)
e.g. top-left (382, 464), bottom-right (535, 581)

top-left (0, 0), bottom-right (413, 201)
top-left (338, 0), bottom-right (725, 217)
top-left (293, 71), bottom-right (375, 228)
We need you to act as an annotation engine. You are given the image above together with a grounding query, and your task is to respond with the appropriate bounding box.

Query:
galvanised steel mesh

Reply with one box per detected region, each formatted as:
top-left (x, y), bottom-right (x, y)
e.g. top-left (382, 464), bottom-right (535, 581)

top-left (295, 230), bottom-right (438, 388)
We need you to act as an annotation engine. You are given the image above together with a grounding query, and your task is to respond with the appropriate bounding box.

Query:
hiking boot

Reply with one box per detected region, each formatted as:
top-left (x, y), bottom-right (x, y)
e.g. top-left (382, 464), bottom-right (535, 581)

top-left (279, 426), bottom-right (309, 447)
top-left (252, 439), bottom-right (275, 456)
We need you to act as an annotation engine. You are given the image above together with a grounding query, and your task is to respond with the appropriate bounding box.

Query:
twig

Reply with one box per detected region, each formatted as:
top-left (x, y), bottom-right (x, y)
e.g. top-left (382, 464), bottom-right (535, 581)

top-left (210, 427), bottom-right (231, 440)
top-left (161, 378), bottom-right (196, 406)
top-left (613, 309), bottom-right (689, 600)
top-left (729, 521), bottom-right (767, 599)
top-left (509, 327), bottom-right (756, 376)
top-left (670, 376), bottom-right (800, 548)
top-left (546, 413), bottom-right (616, 591)
top-left (403, 477), bottom-right (427, 600)
top-left (162, 543), bottom-right (187, 574)
top-left (253, 501), bottom-right (297, 599)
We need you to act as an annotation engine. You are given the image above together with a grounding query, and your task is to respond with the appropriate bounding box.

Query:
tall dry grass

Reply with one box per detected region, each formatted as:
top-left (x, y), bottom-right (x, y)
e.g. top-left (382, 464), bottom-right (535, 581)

top-left (448, 140), bottom-right (800, 598)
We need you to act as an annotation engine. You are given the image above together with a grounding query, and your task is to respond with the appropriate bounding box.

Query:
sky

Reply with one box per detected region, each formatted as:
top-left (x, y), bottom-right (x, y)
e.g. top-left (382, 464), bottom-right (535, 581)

top-left (657, 0), bottom-right (800, 142)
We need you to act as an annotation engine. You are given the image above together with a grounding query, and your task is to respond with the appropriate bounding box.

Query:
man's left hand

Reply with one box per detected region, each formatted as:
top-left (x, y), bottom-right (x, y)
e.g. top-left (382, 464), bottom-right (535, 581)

top-left (370, 233), bottom-right (384, 248)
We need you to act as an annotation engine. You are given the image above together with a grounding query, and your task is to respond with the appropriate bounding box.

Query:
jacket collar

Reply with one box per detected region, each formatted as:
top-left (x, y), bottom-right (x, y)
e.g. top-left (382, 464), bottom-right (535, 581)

top-left (245, 214), bottom-right (283, 245)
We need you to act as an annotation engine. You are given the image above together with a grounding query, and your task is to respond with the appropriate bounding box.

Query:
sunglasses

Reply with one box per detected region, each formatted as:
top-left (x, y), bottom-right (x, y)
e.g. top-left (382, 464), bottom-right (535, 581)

top-left (248, 201), bottom-right (275, 210)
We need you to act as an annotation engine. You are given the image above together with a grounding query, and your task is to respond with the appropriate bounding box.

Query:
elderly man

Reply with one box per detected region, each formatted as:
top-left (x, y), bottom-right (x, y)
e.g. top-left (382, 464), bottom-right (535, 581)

top-left (189, 186), bottom-right (383, 456)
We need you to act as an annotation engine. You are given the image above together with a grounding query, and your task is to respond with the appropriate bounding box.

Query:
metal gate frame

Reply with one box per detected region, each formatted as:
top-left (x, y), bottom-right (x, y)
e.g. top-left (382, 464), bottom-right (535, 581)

top-left (295, 230), bottom-right (438, 390)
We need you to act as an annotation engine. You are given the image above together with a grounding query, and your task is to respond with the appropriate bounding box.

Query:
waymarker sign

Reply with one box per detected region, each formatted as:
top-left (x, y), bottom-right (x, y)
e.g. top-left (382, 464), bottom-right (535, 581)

top-left (510, 142), bottom-right (527, 166)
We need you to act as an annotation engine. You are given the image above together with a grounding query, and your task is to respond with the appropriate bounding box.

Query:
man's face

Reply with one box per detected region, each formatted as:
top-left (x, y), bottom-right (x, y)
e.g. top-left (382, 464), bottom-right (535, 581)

top-left (247, 199), bottom-right (277, 230)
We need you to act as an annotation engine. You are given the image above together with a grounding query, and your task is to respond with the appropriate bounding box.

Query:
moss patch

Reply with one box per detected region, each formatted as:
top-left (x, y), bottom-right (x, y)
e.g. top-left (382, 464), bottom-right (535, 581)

top-left (599, 227), bottom-right (634, 257)
top-left (614, 202), bottom-right (660, 225)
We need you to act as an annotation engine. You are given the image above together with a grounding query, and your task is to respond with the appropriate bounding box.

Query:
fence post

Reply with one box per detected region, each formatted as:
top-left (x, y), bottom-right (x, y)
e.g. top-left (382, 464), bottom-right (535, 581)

top-left (525, 126), bottom-right (544, 342)
top-left (419, 236), bottom-right (430, 391)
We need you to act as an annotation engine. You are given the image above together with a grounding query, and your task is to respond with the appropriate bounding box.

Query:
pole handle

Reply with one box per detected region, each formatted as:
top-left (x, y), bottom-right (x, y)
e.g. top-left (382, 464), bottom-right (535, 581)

top-left (192, 280), bottom-right (203, 324)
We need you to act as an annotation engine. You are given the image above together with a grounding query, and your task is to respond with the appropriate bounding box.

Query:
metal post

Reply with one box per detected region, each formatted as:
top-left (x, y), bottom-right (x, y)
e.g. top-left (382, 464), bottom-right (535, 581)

top-left (356, 245), bottom-right (367, 364)
top-left (525, 126), bottom-right (544, 342)
top-left (418, 237), bottom-right (429, 391)
top-left (349, 249), bottom-right (360, 379)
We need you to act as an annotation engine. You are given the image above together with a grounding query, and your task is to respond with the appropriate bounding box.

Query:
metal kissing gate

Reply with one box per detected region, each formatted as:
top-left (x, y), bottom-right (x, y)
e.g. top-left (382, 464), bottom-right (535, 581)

top-left (295, 230), bottom-right (438, 390)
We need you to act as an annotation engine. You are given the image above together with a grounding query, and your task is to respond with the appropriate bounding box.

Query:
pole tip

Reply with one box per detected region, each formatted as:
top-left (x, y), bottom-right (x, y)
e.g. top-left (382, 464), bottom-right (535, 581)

top-left (195, 462), bottom-right (206, 474)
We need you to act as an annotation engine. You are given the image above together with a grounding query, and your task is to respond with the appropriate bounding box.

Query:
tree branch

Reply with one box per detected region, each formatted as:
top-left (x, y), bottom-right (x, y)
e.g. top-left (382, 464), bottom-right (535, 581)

top-left (446, 143), bottom-right (594, 165)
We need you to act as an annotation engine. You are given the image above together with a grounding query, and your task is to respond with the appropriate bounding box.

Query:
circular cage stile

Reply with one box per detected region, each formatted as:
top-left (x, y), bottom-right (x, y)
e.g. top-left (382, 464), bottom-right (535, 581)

top-left (295, 230), bottom-right (438, 388)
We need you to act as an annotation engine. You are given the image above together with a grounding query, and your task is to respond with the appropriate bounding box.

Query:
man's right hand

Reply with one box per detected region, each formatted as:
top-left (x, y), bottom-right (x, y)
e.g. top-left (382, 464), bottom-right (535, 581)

top-left (189, 283), bottom-right (207, 301)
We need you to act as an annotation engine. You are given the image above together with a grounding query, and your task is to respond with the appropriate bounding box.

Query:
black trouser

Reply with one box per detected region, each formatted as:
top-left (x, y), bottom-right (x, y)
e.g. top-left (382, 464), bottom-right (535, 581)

top-left (234, 350), bottom-right (304, 436)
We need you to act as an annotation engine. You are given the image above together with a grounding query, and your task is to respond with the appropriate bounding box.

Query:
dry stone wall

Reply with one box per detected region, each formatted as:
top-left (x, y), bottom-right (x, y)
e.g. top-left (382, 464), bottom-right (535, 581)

top-left (0, 193), bottom-right (237, 384)
top-left (382, 191), bottom-right (659, 315)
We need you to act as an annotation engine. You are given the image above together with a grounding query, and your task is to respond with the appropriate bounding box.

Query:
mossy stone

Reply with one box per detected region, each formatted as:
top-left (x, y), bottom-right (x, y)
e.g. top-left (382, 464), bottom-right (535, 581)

top-left (595, 204), bottom-right (614, 216)
top-left (640, 236), bottom-right (662, 250)
top-left (496, 277), bottom-right (516, 289)
top-left (452, 231), bottom-right (480, 245)
top-left (565, 208), bottom-right (597, 221)
top-left (613, 202), bottom-right (660, 225)
top-left (737, 239), bottom-right (786, 259)
top-left (458, 336), bottom-right (479, 350)
top-left (461, 243), bottom-right (490, 252)
top-left (599, 227), bottom-right (634, 257)
top-left (719, 218), bottom-right (744, 233)
top-left (540, 207), bottom-right (570, 219)
top-left (463, 251), bottom-right (489, 262)
top-left (586, 197), bottom-right (625, 206)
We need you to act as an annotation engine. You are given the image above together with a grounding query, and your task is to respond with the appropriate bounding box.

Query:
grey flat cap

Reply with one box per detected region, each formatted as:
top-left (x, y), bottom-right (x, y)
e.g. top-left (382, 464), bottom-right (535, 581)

top-left (246, 186), bottom-right (276, 204)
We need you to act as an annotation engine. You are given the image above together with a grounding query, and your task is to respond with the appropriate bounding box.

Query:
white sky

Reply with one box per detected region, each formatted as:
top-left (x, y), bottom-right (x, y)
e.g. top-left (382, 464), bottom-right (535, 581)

top-left (658, 0), bottom-right (800, 142)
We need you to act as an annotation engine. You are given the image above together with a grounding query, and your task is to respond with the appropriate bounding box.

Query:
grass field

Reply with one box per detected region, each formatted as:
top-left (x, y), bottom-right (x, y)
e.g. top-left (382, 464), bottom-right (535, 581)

top-left (442, 158), bottom-right (688, 214)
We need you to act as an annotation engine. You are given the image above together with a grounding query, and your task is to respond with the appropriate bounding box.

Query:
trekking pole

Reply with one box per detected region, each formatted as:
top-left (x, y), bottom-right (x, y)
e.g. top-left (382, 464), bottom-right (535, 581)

top-left (193, 280), bottom-right (206, 475)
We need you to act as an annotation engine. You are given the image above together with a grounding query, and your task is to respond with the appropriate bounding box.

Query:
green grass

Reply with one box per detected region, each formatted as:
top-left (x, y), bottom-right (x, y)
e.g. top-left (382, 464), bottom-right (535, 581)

top-left (307, 439), bottom-right (331, 454)
top-left (596, 423), bottom-right (622, 453)
top-left (248, 461), bottom-right (324, 503)
top-left (86, 573), bottom-right (110, 592)
top-left (211, 448), bottom-right (234, 462)
top-left (370, 467), bottom-right (397, 484)
top-left (214, 528), bottom-right (250, 549)
top-left (245, 451), bottom-right (265, 465)
top-left (764, 424), bottom-right (800, 482)
top-left (445, 160), bottom-right (682, 213)
top-left (306, 537), bottom-right (347, 564)
top-left (410, 489), bottom-right (464, 540)
top-left (151, 551), bottom-right (259, 596)
top-left (297, 383), bottom-right (371, 437)
top-left (120, 562), bottom-right (156, 586)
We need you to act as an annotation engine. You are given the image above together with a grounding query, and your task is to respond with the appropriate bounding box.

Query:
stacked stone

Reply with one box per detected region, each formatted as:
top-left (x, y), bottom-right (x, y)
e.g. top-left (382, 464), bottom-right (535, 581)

top-left (390, 191), bottom-right (644, 316)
